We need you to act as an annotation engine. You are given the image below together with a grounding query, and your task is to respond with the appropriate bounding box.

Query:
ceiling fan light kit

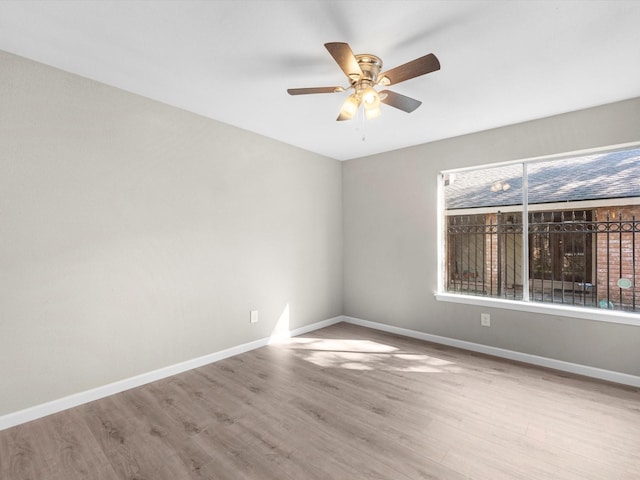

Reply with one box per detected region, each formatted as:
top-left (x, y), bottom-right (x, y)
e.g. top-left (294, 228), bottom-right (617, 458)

top-left (339, 94), bottom-right (360, 120)
top-left (287, 42), bottom-right (440, 122)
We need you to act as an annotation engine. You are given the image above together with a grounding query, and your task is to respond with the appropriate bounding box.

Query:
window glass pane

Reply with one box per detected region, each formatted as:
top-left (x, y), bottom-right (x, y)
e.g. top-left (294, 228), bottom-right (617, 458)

top-left (527, 149), bottom-right (640, 311)
top-left (444, 164), bottom-right (523, 300)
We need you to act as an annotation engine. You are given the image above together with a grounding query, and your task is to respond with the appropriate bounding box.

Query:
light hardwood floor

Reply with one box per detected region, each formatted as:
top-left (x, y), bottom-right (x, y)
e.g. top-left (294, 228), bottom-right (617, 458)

top-left (1, 322), bottom-right (639, 479)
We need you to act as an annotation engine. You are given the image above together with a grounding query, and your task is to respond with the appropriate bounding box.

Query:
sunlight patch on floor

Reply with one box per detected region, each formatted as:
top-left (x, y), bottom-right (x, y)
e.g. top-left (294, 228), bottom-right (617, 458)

top-left (288, 337), bottom-right (461, 373)
top-left (287, 337), bottom-right (398, 353)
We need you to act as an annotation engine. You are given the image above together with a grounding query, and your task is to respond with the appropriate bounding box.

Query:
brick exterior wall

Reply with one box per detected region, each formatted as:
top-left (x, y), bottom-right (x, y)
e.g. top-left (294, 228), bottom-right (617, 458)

top-left (594, 206), bottom-right (640, 311)
top-left (483, 212), bottom-right (523, 297)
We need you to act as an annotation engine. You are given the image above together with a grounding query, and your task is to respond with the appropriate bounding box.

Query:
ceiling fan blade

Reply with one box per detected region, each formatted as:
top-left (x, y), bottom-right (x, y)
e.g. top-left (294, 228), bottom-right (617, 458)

top-left (287, 86), bottom-right (344, 95)
top-left (324, 42), bottom-right (363, 80)
top-left (378, 53), bottom-right (440, 86)
top-left (379, 90), bottom-right (422, 113)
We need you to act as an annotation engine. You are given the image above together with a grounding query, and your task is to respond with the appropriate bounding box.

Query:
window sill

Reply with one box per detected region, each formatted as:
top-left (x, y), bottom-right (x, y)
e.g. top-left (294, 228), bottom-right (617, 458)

top-left (434, 292), bottom-right (640, 327)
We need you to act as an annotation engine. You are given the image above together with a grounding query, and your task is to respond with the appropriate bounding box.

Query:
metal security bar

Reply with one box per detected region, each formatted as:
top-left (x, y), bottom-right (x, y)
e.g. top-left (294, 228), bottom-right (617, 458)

top-left (528, 210), bottom-right (594, 307)
top-left (446, 210), bottom-right (640, 312)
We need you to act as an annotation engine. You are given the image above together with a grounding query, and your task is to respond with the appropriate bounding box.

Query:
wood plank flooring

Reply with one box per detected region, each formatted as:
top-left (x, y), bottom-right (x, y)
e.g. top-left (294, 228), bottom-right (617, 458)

top-left (1, 322), bottom-right (639, 479)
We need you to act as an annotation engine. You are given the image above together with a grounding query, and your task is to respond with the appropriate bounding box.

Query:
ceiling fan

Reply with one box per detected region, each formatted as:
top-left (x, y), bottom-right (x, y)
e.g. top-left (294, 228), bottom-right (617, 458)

top-left (287, 42), bottom-right (440, 121)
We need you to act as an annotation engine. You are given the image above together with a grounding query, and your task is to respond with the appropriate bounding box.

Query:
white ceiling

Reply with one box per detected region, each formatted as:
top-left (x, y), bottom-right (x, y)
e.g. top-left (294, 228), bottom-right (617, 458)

top-left (1, 1), bottom-right (640, 161)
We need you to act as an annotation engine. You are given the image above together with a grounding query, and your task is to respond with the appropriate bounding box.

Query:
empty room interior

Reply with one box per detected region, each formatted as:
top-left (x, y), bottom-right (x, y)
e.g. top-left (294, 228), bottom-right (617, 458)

top-left (2, 1), bottom-right (640, 479)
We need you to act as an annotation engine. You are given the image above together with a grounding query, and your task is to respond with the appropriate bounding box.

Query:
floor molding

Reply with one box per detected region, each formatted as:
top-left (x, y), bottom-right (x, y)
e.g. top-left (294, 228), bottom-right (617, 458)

top-left (0, 316), bottom-right (343, 431)
top-left (5, 313), bottom-right (636, 431)
top-left (343, 316), bottom-right (640, 388)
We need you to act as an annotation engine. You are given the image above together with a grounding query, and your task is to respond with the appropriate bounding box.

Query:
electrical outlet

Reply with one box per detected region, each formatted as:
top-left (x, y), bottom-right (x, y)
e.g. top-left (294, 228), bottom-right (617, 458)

top-left (250, 310), bottom-right (259, 324)
top-left (480, 313), bottom-right (491, 327)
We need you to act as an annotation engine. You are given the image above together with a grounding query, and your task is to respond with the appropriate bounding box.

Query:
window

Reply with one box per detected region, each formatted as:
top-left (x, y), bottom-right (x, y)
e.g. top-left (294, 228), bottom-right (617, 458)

top-left (440, 146), bottom-right (640, 315)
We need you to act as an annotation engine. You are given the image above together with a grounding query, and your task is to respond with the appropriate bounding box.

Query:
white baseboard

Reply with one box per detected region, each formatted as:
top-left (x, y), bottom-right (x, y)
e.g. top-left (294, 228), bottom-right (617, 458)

top-left (5, 313), bottom-right (636, 431)
top-left (0, 316), bottom-right (343, 431)
top-left (343, 316), bottom-right (640, 388)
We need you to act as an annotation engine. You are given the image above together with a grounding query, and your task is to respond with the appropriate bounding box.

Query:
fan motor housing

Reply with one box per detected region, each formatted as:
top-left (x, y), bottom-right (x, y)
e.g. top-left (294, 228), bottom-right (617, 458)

top-left (354, 54), bottom-right (383, 83)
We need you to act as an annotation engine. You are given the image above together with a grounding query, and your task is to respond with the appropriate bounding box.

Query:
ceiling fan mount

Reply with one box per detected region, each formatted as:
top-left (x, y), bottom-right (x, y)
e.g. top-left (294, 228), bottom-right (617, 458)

top-left (287, 42), bottom-right (440, 121)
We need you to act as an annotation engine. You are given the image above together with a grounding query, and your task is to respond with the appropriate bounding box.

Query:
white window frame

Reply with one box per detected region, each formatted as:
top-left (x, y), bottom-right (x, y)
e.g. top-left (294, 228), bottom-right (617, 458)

top-left (435, 141), bottom-right (640, 327)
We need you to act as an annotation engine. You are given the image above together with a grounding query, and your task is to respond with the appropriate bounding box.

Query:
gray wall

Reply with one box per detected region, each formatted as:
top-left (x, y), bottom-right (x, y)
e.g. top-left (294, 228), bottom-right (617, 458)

top-left (0, 51), bottom-right (343, 416)
top-left (343, 97), bottom-right (640, 376)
